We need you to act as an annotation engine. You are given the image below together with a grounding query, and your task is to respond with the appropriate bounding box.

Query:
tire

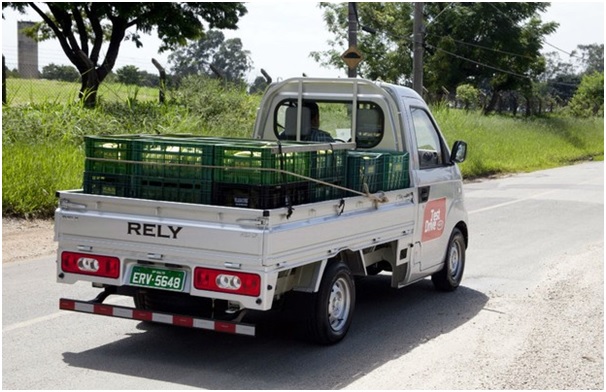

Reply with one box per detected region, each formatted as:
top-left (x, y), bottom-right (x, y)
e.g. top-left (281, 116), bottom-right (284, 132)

top-left (307, 261), bottom-right (356, 345)
top-left (431, 228), bottom-right (466, 291)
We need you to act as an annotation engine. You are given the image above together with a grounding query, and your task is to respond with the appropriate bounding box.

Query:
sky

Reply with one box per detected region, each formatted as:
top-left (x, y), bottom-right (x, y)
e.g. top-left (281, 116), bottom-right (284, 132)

top-left (2, 1), bottom-right (604, 83)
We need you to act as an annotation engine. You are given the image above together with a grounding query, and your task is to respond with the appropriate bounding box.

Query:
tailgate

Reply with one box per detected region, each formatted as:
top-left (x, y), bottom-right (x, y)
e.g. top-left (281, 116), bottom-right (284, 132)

top-left (55, 191), bottom-right (268, 265)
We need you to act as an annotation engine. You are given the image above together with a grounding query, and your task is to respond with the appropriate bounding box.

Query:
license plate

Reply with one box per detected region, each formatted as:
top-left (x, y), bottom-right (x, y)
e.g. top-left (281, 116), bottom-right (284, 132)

top-left (130, 265), bottom-right (186, 292)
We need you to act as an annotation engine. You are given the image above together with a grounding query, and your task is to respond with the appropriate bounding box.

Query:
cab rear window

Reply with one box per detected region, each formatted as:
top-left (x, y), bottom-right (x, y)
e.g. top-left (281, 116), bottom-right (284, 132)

top-left (273, 100), bottom-right (384, 147)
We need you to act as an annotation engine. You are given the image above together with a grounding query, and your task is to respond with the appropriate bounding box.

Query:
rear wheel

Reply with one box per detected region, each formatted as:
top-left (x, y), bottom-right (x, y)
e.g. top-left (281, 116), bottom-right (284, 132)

top-left (306, 261), bottom-right (356, 345)
top-left (431, 228), bottom-right (466, 291)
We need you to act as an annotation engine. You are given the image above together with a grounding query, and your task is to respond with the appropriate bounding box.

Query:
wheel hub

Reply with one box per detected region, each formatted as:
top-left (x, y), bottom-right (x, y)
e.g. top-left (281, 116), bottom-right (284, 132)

top-left (328, 277), bottom-right (351, 332)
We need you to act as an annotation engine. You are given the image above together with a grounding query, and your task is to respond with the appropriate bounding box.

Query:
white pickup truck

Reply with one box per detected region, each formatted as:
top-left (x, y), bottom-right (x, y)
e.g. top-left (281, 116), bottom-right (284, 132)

top-left (55, 77), bottom-right (469, 344)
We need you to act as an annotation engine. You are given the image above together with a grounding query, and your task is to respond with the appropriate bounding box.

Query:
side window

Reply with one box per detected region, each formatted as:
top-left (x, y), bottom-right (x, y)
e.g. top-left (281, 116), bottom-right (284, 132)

top-left (411, 107), bottom-right (445, 169)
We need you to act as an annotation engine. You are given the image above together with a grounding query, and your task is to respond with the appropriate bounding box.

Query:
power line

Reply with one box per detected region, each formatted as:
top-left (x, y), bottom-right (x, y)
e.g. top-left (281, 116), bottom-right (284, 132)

top-left (485, 2), bottom-right (578, 58)
top-left (424, 42), bottom-right (536, 81)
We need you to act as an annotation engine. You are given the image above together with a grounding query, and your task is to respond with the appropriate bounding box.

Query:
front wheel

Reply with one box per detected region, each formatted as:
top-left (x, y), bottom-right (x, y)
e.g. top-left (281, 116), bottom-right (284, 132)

top-left (431, 228), bottom-right (466, 291)
top-left (307, 261), bottom-right (356, 345)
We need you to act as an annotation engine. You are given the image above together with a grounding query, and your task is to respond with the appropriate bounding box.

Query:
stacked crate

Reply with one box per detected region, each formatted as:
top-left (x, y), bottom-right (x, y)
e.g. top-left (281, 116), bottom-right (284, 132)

top-left (83, 136), bottom-right (137, 197)
top-left (345, 150), bottom-right (410, 195)
top-left (82, 135), bottom-right (352, 208)
top-left (131, 139), bottom-right (214, 204)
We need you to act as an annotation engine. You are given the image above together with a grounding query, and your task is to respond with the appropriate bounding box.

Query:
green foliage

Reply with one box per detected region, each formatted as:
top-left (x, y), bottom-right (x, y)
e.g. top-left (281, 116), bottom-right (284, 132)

top-left (455, 84), bottom-right (479, 110)
top-left (4, 2), bottom-right (247, 107)
top-left (169, 30), bottom-right (252, 83)
top-left (171, 75), bottom-right (258, 137)
top-left (575, 44), bottom-right (604, 75)
top-left (4, 78), bottom-right (158, 105)
top-left (41, 63), bottom-right (80, 82)
top-left (424, 3), bottom-right (556, 111)
top-left (2, 141), bottom-right (84, 218)
top-left (311, 3), bottom-right (413, 83)
top-left (116, 65), bottom-right (143, 85)
top-left (2, 78), bottom-right (603, 218)
top-left (434, 107), bottom-right (604, 178)
top-left (568, 72), bottom-right (604, 117)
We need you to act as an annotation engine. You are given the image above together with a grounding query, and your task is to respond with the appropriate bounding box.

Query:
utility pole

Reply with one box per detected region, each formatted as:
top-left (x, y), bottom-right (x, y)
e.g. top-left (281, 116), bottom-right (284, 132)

top-left (412, 2), bottom-right (424, 95)
top-left (347, 2), bottom-right (358, 78)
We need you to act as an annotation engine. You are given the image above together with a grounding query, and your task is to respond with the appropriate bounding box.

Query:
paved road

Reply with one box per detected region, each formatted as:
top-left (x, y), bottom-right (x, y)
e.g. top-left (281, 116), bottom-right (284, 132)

top-left (3, 161), bottom-right (603, 389)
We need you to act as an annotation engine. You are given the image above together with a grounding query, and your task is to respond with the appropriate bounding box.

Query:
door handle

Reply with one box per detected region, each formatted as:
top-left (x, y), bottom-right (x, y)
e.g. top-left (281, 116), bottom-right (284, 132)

top-left (419, 186), bottom-right (430, 203)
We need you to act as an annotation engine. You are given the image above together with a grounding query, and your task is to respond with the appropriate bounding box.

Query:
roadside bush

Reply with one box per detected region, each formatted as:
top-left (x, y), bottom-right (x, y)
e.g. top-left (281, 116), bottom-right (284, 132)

top-left (171, 75), bottom-right (258, 137)
top-left (568, 72), bottom-right (604, 117)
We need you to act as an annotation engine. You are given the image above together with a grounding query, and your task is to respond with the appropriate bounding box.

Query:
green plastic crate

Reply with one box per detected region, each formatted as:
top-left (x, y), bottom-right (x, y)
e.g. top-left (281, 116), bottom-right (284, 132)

top-left (311, 148), bottom-right (347, 180)
top-left (83, 172), bottom-right (133, 197)
top-left (132, 139), bottom-right (214, 181)
top-left (382, 152), bottom-right (410, 190)
top-left (213, 143), bottom-right (311, 185)
top-left (345, 151), bottom-right (384, 195)
top-left (84, 135), bottom-right (137, 175)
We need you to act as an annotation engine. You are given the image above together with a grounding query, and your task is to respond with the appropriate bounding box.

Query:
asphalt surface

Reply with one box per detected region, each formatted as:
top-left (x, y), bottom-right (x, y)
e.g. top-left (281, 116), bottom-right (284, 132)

top-left (2, 161), bottom-right (603, 389)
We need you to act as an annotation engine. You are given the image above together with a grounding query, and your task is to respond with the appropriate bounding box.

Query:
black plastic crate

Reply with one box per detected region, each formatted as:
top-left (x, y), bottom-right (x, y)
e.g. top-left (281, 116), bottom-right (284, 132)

top-left (133, 177), bottom-right (212, 204)
top-left (213, 182), bottom-right (310, 209)
top-left (310, 178), bottom-right (345, 202)
top-left (83, 172), bottom-right (133, 197)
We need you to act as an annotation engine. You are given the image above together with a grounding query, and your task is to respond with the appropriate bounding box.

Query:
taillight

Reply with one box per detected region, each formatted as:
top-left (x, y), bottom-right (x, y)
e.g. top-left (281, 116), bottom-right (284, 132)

top-left (61, 252), bottom-right (120, 279)
top-left (194, 268), bottom-right (260, 297)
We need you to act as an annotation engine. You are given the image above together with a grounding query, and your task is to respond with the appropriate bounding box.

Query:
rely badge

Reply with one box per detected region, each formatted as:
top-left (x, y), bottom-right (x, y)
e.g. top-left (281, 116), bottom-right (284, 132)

top-left (422, 198), bottom-right (446, 242)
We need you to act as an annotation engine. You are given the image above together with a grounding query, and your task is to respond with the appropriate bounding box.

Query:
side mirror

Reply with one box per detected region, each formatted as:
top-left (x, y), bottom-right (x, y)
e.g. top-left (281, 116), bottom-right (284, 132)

top-left (450, 140), bottom-right (467, 164)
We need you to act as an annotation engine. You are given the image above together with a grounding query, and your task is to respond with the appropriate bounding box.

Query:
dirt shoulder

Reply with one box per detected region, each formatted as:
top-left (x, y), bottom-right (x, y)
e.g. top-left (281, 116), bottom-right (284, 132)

top-left (2, 218), bottom-right (56, 263)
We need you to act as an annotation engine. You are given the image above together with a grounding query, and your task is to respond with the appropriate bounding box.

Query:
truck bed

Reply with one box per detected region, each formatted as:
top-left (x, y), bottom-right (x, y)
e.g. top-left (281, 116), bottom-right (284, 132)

top-left (56, 188), bottom-right (416, 273)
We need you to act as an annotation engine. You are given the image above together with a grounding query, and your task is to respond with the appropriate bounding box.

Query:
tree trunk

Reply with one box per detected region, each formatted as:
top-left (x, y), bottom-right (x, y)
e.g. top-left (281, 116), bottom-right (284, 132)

top-left (2, 55), bottom-right (6, 105)
top-left (483, 91), bottom-right (500, 115)
top-left (77, 50), bottom-right (100, 108)
top-left (79, 68), bottom-right (100, 108)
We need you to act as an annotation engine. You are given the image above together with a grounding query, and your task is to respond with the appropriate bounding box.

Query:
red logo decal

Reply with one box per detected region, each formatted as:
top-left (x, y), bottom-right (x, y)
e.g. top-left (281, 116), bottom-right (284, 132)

top-left (422, 198), bottom-right (446, 242)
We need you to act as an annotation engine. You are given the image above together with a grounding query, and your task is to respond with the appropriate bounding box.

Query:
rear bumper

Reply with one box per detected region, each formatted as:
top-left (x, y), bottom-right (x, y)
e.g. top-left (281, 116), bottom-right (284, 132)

top-left (59, 298), bottom-right (256, 336)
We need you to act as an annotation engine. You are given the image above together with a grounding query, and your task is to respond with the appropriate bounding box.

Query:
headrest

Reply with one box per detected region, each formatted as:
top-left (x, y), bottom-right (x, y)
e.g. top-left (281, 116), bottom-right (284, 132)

top-left (284, 106), bottom-right (312, 139)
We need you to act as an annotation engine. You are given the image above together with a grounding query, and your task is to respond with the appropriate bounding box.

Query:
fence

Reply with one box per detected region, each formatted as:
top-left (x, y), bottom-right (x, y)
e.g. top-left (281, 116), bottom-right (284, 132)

top-left (2, 57), bottom-right (167, 106)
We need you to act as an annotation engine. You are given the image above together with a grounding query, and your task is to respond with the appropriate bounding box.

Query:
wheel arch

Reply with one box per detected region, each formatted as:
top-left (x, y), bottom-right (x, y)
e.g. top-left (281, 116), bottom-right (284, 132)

top-left (455, 220), bottom-right (469, 249)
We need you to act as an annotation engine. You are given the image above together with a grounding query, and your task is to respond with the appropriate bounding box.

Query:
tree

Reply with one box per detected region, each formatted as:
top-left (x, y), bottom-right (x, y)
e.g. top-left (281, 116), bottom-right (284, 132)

top-left (573, 44), bottom-right (604, 75)
top-left (539, 51), bottom-right (581, 107)
top-left (422, 3), bottom-right (557, 114)
top-left (249, 76), bottom-right (269, 94)
top-left (311, 3), bottom-right (413, 84)
top-left (312, 3), bottom-right (557, 114)
top-left (41, 63), bottom-right (80, 82)
top-left (116, 65), bottom-right (142, 85)
top-left (2, 2), bottom-right (247, 107)
top-left (456, 84), bottom-right (479, 110)
top-left (568, 71), bottom-right (604, 117)
top-left (169, 30), bottom-right (252, 84)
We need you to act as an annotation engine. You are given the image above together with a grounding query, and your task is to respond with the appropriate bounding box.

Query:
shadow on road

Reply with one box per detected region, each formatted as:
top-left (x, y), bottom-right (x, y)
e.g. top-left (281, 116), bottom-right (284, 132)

top-left (62, 277), bottom-right (488, 389)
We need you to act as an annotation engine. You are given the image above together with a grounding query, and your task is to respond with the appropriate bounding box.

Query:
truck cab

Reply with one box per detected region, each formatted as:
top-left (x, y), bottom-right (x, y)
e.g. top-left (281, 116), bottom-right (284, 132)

top-left (254, 78), bottom-right (468, 282)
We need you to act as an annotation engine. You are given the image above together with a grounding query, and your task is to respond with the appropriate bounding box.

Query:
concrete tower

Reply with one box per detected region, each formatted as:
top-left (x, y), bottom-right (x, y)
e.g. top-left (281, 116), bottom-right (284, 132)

top-left (17, 21), bottom-right (39, 79)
